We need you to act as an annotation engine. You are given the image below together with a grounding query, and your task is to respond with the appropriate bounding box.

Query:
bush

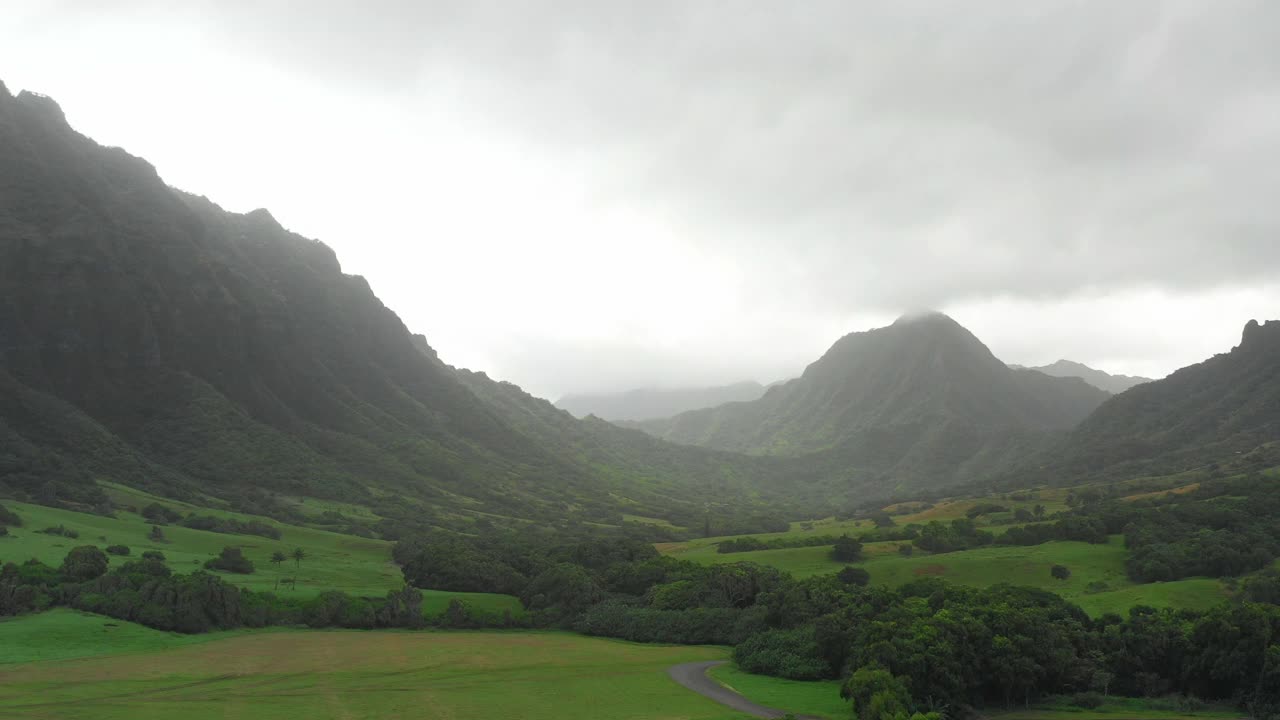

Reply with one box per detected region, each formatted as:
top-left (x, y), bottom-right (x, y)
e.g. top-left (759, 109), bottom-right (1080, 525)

top-left (141, 550), bottom-right (166, 561)
top-left (0, 503), bottom-right (23, 527)
top-left (39, 525), bottom-right (79, 539)
top-left (105, 545), bottom-right (131, 556)
top-left (837, 566), bottom-right (871, 586)
top-left (1070, 692), bottom-right (1105, 709)
top-left (204, 547), bottom-right (255, 574)
top-left (734, 627), bottom-right (831, 679)
top-left (1051, 564), bottom-right (1072, 580)
top-left (141, 503), bottom-right (182, 524)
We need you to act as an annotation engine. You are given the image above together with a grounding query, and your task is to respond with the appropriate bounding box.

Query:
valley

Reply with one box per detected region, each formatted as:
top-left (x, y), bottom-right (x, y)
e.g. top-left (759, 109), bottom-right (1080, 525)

top-left (2, 70), bottom-right (1280, 720)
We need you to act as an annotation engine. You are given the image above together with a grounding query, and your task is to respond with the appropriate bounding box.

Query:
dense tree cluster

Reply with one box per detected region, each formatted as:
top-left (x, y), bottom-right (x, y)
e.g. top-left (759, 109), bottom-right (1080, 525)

top-left (0, 546), bottom-right (500, 633)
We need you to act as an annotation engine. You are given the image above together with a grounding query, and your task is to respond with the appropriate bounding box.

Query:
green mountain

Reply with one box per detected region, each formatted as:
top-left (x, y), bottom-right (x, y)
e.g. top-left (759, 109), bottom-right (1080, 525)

top-left (1031, 319), bottom-right (1280, 483)
top-left (1023, 359), bottom-right (1152, 394)
top-left (631, 312), bottom-right (1111, 492)
top-left (555, 381), bottom-right (766, 421)
top-left (0, 82), bottom-right (782, 529)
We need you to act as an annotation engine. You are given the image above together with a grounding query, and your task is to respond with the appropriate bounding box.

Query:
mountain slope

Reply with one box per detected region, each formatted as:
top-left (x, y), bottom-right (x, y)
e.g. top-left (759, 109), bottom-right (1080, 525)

top-left (1025, 359), bottom-right (1152, 394)
top-left (556, 381), bottom-right (766, 421)
top-left (0, 82), bottom-right (769, 527)
top-left (632, 312), bottom-right (1111, 491)
top-left (1033, 320), bottom-right (1280, 482)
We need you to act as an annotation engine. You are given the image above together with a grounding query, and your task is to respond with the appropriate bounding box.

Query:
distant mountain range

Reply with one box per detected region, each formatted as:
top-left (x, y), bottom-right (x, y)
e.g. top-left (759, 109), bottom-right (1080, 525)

top-left (556, 381), bottom-right (767, 421)
top-left (630, 312), bottom-right (1112, 492)
top-left (1015, 359), bottom-right (1152, 394)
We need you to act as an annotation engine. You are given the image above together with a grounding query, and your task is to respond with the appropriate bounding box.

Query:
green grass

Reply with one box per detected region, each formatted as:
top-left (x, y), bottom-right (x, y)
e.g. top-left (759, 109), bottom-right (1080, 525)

top-left (708, 664), bottom-right (848, 719)
top-left (663, 533), bottom-right (1228, 617)
top-left (0, 499), bottom-right (523, 618)
top-left (0, 609), bottom-right (258, 664)
top-left (0, 627), bottom-right (756, 720)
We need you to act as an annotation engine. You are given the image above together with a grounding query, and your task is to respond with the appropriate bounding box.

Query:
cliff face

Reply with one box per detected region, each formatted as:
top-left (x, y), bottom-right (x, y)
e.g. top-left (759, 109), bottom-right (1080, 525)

top-left (0, 82), bottom-right (776, 525)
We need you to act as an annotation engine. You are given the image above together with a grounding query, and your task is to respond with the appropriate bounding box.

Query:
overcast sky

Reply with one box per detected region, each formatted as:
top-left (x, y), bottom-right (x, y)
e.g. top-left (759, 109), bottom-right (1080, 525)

top-left (3, 1), bottom-right (1278, 399)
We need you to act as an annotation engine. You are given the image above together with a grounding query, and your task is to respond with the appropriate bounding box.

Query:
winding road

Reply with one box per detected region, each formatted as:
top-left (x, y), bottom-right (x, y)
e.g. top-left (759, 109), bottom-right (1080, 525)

top-left (667, 661), bottom-right (824, 720)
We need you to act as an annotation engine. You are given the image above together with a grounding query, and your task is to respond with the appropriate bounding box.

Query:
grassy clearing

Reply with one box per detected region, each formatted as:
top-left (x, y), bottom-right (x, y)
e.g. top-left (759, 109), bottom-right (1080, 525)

top-left (663, 532), bottom-right (1227, 617)
top-left (708, 664), bottom-right (847, 719)
top-left (0, 499), bottom-right (524, 618)
top-left (0, 609), bottom-right (259, 664)
top-left (0, 627), bottom-right (751, 720)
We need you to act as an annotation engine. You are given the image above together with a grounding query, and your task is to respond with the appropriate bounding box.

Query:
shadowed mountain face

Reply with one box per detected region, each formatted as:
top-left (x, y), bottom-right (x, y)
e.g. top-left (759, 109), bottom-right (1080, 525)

top-left (631, 312), bottom-right (1111, 491)
top-left (0, 82), bottom-right (789, 526)
top-left (555, 381), bottom-right (766, 421)
top-left (1029, 320), bottom-right (1280, 483)
top-left (1024, 359), bottom-right (1152, 394)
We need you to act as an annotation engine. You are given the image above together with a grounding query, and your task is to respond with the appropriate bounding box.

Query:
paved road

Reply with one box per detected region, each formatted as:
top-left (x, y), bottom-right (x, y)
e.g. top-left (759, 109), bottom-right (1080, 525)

top-left (667, 660), bottom-right (823, 720)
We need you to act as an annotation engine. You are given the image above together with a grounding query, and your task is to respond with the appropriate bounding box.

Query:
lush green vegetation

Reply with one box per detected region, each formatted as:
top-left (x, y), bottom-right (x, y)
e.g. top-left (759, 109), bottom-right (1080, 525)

top-left (0, 608), bottom-right (252, 664)
top-left (708, 664), bottom-right (847, 718)
top-left (0, 628), bottom-right (744, 720)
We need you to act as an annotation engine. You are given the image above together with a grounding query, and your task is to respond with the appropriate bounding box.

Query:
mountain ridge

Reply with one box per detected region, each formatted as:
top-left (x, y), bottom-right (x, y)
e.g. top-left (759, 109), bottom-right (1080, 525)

top-left (556, 381), bottom-right (766, 421)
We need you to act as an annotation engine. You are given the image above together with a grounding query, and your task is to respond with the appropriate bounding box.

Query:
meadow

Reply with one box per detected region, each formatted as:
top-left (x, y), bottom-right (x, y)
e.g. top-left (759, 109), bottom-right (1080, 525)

top-left (0, 618), bottom-right (763, 720)
top-left (0, 497), bottom-right (523, 620)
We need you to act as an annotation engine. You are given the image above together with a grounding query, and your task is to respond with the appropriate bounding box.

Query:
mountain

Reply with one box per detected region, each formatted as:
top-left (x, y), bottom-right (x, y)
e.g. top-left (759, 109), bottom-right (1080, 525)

top-left (632, 312), bottom-right (1111, 492)
top-left (1023, 359), bottom-right (1152, 394)
top-left (1030, 319), bottom-right (1280, 483)
top-left (556, 381), bottom-right (766, 421)
top-left (0, 81), bottom-right (782, 529)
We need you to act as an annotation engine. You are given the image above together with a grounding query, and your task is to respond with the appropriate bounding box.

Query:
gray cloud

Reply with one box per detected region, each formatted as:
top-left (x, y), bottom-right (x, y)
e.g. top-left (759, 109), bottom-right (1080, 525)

top-left (157, 0), bottom-right (1280, 309)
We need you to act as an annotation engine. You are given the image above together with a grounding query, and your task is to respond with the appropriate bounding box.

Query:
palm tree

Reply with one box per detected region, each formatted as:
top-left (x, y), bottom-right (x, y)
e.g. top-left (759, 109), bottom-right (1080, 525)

top-left (270, 551), bottom-right (287, 590)
top-left (292, 547), bottom-right (306, 569)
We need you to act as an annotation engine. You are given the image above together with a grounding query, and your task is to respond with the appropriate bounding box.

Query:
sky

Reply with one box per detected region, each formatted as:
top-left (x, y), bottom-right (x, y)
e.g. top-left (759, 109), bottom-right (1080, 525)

top-left (3, 1), bottom-right (1278, 400)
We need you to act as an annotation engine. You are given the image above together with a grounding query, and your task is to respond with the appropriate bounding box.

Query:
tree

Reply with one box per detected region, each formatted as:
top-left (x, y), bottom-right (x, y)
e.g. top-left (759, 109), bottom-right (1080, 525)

top-left (838, 566), bottom-right (871, 586)
top-left (842, 666), bottom-right (913, 720)
top-left (271, 551), bottom-right (288, 590)
top-left (1051, 564), bottom-right (1071, 581)
top-left (148, 525), bottom-right (167, 542)
top-left (833, 535), bottom-right (863, 562)
top-left (205, 546), bottom-right (255, 574)
top-left (292, 547), bottom-right (306, 569)
top-left (60, 546), bottom-right (109, 581)
top-left (1033, 504), bottom-right (1046, 519)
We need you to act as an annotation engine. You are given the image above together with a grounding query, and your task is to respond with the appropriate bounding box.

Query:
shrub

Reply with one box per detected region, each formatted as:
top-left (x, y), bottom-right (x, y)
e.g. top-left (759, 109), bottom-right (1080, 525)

top-left (141, 550), bottom-right (166, 561)
top-left (1051, 564), bottom-right (1072, 580)
top-left (39, 525), bottom-right (79, 539)
top-left (1070, 692), bottom-right (1105, 709)
top-left (204, 547), bottom-right (255, 574)
top-left (837, 566), bottom-right (871, 586)
top-left (105, 545), bottom-right (130, 556)
top-left (0, 503), bottom-right (23, 527)
top-left (141, 503), bottom-right (182, 524)
top-left (733, 627), bottom-right (831, 680)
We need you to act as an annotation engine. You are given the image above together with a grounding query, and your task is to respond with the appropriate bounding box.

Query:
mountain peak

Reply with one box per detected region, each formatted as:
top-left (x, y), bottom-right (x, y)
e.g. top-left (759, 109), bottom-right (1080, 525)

top-left (15, 89), bottom-right (69, 128)
top-left (1241, 319), bottom-right (1280, 350)
top-left (892, 310), bottom-right (954, 327)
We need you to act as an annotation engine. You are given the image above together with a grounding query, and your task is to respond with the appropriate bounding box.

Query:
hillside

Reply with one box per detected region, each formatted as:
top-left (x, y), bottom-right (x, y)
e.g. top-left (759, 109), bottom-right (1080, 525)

top-left (555, 381), bottom-right (766, 421)
top-left (0, 82), bottom-right (774, 528)
top-left (632, 312), bottom-right (1111, 492)
top-left (1034, 319), bottom-right (1280, 483)
top-left (1025, 359), bottom-right (1152, 394)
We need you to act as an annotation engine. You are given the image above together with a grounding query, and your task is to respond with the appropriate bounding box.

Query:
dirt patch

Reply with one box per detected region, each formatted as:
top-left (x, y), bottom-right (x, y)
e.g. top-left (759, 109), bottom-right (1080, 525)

top-left (913, 564), bottom-right (947, 576)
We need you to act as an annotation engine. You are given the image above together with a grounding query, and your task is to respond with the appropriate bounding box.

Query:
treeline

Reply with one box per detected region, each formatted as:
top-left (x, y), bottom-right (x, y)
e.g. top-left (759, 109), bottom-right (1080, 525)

top-left (0, 546), bottom-right (523, 633)
top-left (718, 534), bottom-right (842, 554)
top-left (390, 526), bottom-right (1280, 718)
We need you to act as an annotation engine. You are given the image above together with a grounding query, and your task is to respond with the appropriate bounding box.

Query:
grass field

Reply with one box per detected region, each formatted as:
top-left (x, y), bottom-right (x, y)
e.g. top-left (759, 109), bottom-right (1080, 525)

top-left (0, 609), bottom-right (252, 664)
top-left (661, 533), bottom-right (1228, 617)
top-left (0, 621), bottom-right (758, 720)
top-left (708, 664), bottom-right (846, 719)
top-left (0, 499), bottom-right (524, 619)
